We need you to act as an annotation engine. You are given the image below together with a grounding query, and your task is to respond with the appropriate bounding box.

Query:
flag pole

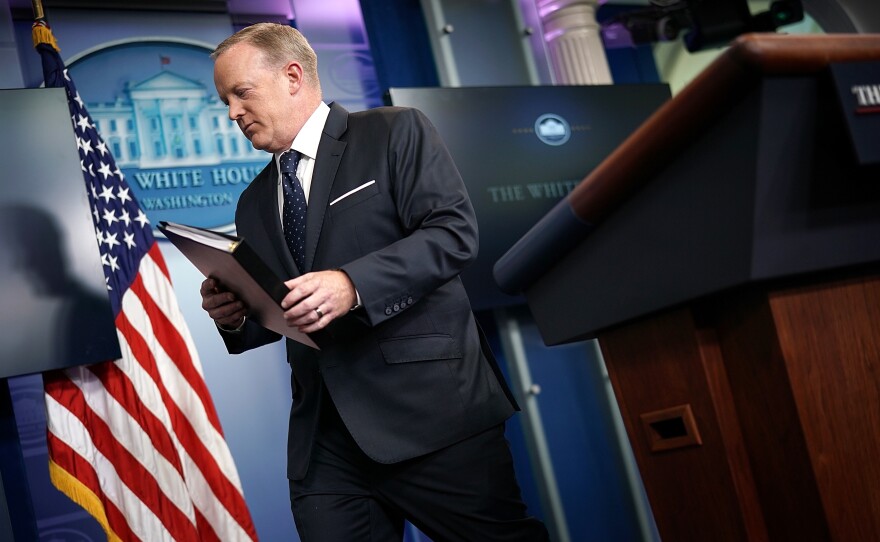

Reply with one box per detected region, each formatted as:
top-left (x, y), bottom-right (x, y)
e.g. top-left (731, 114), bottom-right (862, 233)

top-left (31, 0), bottom-right (44, 21)
top-left (32, 0), bottom-right (60, 57)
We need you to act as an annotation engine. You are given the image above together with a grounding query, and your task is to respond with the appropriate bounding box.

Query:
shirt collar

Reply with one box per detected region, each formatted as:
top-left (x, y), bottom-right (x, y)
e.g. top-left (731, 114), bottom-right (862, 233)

top-left (274, 101), bottom-right (330, 169)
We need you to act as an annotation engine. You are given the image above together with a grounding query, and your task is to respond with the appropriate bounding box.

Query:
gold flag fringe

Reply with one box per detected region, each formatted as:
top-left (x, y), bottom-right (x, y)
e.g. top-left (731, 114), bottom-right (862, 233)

top-left (48, 459), bottom-right (123, 542)
top-left (32, 21), bottom-right (60, 52)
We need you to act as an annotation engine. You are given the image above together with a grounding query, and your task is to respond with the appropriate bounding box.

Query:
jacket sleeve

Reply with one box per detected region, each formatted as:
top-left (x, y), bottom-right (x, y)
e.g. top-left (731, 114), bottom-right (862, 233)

top-left (218, 317), bottom-right (282, 355)
top-left (339, 108), bottom-right (478, 326)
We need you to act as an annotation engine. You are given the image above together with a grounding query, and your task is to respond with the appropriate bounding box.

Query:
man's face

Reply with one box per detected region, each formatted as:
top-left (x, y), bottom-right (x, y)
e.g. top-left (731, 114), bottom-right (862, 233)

top-left (213, 42), bottom-right (297, 154)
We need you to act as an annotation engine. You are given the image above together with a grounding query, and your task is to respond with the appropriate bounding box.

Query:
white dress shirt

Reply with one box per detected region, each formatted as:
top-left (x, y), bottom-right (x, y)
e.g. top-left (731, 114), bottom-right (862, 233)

top-left (274, 101), bottom-right (331, 212)
top-left (271, 102), bottom-right (361, 308)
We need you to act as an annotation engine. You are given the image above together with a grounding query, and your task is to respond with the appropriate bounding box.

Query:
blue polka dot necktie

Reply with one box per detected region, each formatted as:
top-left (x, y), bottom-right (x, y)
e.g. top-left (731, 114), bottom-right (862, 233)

top-left (280, 150), bottom-right (307, 271)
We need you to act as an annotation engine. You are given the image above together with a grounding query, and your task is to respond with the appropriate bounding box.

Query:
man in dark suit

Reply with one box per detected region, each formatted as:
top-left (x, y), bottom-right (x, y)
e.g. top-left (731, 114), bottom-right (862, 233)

top-left (202, 22), bottom-right (548, 541)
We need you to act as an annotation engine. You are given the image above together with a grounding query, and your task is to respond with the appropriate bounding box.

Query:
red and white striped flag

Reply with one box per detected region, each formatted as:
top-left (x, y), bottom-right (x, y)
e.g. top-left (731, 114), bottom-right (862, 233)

top-left (33, 21), bottom-right (258, 542)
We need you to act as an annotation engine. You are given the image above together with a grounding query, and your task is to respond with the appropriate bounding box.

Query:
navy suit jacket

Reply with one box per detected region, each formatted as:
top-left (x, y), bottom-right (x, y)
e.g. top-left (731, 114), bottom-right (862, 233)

top-left (219, 103), bottom-right (517, 480)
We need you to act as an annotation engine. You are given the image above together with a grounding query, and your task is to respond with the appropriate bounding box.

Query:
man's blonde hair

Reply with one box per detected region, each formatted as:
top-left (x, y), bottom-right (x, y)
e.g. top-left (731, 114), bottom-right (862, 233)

top-left (212, 23), bottom-right (320, 87)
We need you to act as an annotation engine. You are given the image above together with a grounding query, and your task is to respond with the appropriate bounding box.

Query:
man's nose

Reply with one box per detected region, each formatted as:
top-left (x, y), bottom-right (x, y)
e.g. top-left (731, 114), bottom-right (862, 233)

top-left (227, 100), bottom-right (243, 121)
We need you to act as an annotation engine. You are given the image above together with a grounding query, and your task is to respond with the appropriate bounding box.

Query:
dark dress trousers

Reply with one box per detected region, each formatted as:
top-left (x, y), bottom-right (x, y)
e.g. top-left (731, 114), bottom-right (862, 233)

top-left (218, 103), bottom-right (518, 481)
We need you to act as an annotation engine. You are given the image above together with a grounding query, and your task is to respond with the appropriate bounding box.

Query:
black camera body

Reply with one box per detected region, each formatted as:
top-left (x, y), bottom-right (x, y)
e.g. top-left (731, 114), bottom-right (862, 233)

top-left (603, 0), bottom-right (804, 51)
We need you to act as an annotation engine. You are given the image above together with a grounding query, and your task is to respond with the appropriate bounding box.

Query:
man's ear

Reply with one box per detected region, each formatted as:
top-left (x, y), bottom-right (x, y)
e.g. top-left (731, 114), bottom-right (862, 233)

top-left (286, 61), bottom-right (304, 94)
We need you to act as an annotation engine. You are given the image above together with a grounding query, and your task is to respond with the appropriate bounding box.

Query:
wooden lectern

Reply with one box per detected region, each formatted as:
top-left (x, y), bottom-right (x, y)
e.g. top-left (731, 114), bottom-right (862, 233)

top-left (494, 34), bottom-right (880, 541)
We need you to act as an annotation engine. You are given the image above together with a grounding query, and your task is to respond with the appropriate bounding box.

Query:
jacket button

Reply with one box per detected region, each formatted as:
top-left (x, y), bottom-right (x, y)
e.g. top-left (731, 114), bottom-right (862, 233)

top-left (393, 303), bottom-right (400, 312)
top-left (385, 307), bottom-right (392, 315)
top-left (407, 297), bottom-right (414, 304)
top-left (399, 301), bottom-right (406, 309)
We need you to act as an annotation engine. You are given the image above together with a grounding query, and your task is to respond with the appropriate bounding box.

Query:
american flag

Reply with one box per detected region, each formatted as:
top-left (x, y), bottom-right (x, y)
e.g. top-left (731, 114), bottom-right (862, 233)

top-left (33, 22), bottom-right (258, 541)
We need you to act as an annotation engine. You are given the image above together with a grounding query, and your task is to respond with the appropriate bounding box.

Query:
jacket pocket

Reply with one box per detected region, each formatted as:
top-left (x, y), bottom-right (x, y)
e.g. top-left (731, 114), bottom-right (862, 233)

top-left (379, 334), bottom-right (460, 364)
top-left (329, 180), bottom-right (380, 214)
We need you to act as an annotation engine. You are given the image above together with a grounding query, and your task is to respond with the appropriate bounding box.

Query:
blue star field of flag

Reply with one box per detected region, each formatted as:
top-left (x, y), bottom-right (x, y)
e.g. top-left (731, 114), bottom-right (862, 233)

top-left (55, 67), bottom-right (153, 316)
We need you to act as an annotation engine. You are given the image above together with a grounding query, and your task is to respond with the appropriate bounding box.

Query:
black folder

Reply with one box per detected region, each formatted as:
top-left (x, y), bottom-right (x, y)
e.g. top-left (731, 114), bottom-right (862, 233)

top-left (158, 221), bottom-right (318, 349)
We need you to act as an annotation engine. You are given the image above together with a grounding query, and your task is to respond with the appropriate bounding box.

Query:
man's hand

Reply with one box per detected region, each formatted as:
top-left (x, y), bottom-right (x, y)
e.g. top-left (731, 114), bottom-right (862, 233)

top-left (282, 270), bottom-right (357, 333)
top-left (200, 277), bottom-right (247, 330)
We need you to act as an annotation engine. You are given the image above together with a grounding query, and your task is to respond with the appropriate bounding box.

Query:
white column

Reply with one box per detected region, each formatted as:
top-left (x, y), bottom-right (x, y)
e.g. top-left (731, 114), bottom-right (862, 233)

top-left (536, 0), bottom-right (612, 85)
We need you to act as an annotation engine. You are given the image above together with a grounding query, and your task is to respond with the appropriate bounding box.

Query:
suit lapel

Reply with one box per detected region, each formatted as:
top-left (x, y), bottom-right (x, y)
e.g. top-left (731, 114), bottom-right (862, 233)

top-left (304, 103), bottom-right (348, 271)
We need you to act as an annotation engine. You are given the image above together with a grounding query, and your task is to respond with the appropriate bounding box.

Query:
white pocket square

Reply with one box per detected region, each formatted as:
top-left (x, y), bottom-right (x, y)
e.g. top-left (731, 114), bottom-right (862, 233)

top-left (330, 180), bottom-right (376, 206)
